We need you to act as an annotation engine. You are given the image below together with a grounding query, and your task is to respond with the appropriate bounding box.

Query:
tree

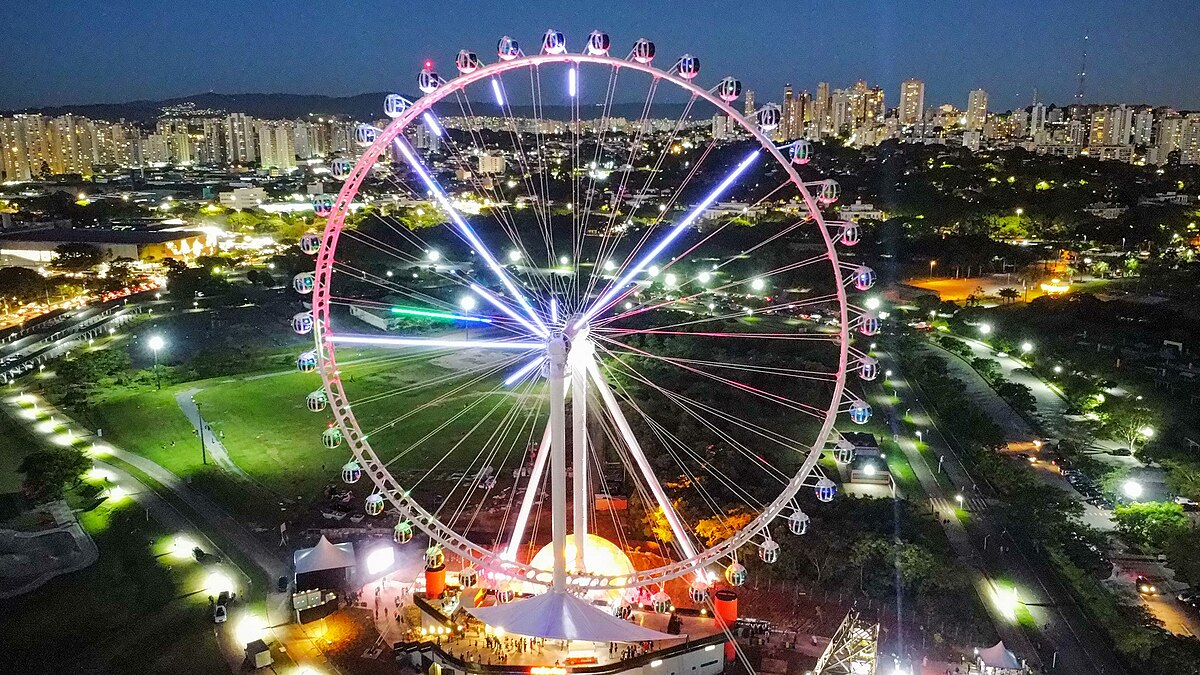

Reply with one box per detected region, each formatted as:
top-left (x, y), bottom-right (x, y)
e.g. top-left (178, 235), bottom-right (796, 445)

top-left (995, 380), bottom-right (1037, 412)
top-left (971, 357), bottom-right (1002, 383)
top-left (1112, 502), bottom-right (1189, 551)
top-left (1102, 401), bottom-right (1156, 453)
top-left (0, 266), bottom-right (49, 302)
top-left (19, 446), bottom-right (91, 502)
top-left (695, 509), bottom-right (754, 547)
top-left (49, 242), bottom-right (104, 273)
top-left (99, 257), bottom-right (139, 292)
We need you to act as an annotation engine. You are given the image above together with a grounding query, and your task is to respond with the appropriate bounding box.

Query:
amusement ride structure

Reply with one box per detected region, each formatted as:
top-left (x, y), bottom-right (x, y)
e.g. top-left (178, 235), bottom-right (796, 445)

top-left (288, 29), bottom-right (879, 649)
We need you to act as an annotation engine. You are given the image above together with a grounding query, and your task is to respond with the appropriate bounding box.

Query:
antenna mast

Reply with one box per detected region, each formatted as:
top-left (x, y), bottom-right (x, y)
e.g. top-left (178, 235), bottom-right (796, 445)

top-left (1075, 35), bottom-right (1088, 104)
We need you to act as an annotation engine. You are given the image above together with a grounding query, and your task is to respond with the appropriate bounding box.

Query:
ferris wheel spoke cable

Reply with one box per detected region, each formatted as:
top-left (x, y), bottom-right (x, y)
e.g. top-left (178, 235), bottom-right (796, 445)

top-left (392, 372), bottom-right (532, 497)
top-left (571, 63), bottom-right (622, 310)
top-left (581, 76), bottom-right (663, 308)
top-left (442, 94), bottom-right (559, 304)
top-left (595, 251), bottom-right (831, 326)
top-left (391, 135), bottom-right (549, 334)
top-left (489, 74), bottom-right (566, 305)
top-left (351, 355), bottom-right (526, 408)
top-left (596, 349), bottom-right (809, 478)
top-left (367, 355), bottom-right (521, 443)
top-left (599, 292), bottom-right (844, 335)
top-left (595, 334), bottom-right (827, 418)
top-left (457, 392), bottom-right (542, 546)
top-left (444, 378), bottom-right (538, 528)
top-left (423, 391), bottom-right (521, 519)
top-left (597, 346), bottom-right (793, 487)
top-left (583, 95), bottom-right (703, 314)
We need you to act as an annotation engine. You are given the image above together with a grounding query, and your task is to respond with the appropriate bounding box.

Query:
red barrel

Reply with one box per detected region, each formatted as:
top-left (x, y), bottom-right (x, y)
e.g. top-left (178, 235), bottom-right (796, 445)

top-left (425, 563), bottom-right (446, 599)
top-left (713, 589), bottom-right (738, 661)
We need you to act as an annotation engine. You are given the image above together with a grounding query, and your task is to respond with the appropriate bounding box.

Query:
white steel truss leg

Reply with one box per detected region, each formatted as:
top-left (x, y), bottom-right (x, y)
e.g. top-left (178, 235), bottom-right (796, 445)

top-left (585, 355), bottom-right (700, 563)
top-left (504, 423), bottom-right (551, 562)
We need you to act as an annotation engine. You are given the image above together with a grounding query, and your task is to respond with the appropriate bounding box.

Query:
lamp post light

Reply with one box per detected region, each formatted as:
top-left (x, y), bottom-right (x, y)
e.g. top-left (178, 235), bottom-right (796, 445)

top-left (1020, 341), bottom-right (1033, 354)
top-left (459, 295), bottom-right (477, 339)
top-left (979, 323), bottom-right (992, 336)
top-left (148, 335), bottom-right (165, 390)
top-left (929, 259), bottom-right (936, 278)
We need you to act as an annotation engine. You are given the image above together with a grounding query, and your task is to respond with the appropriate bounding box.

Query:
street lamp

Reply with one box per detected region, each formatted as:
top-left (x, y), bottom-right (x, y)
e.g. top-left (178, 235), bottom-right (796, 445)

top-left (1139, 426), bottom-right (1154, 439)
top-left (929, 260), bottom-right (936, 278)
top-left (979, 323), bottom-right (992, 335)
top-left (148, 335), bottom-right (165, 390)
top-left (459, 296), bottom-right (478, 339)
top-left (955, 493), bottom-right (964, 506)
top-left (1020, 341), bottom-right (1033, 354)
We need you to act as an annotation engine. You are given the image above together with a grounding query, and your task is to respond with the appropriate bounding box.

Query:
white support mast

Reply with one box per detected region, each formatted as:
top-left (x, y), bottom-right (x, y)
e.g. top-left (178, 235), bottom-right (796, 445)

top-left (547, 336), bottom-right (569, 591)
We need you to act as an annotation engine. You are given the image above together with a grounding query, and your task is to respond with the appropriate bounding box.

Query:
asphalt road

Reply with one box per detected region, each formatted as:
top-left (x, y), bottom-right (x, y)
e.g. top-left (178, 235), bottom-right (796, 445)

top-left (878, 349), bottom-right (1131, 675)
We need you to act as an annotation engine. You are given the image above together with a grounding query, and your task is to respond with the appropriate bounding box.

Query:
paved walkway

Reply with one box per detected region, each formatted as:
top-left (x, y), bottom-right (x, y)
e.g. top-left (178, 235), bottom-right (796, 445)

top-left (4, 391), bottom-right (341, 673)
top-left (175, 388), bottom-right (257, 485)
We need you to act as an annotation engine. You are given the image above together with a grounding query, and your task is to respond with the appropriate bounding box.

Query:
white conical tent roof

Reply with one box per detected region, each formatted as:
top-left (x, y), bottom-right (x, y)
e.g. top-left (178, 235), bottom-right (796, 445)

top-left (977, 641), bottom-right (1021, 669)
top-left (294, 535), bottom-right (357, 574)
top-left (467, 591), bottom-right (674, 642)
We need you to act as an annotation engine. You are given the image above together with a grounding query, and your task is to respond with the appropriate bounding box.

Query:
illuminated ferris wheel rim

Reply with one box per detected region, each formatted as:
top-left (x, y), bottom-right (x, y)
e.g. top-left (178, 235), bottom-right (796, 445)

top-left (309, 36), bottom-right (852, 591)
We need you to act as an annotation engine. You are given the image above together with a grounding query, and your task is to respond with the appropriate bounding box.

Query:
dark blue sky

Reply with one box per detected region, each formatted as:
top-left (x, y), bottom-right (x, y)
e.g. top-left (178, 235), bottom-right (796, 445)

top-left (6, 0), bottom-right (1199, 111)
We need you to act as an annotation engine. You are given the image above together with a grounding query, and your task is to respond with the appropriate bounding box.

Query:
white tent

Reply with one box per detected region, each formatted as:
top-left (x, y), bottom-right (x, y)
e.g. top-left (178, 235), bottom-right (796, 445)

top-left (294, 535), bottom-right (357, 574)
top-left (467, 591), bottom-right (675, 642)
top-left (977, 641), bottom-right (1022, 670)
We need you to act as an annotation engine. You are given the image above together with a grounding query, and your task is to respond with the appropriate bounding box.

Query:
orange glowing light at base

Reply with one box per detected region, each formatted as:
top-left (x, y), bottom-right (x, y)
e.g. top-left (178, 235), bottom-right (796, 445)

top-left (527, 533), bottom-right (636, 602)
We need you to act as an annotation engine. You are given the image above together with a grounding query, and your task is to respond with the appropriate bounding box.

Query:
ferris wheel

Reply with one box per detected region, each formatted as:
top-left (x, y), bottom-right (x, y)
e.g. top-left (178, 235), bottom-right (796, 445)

top-left (291, 30), bottom-right (879, 601)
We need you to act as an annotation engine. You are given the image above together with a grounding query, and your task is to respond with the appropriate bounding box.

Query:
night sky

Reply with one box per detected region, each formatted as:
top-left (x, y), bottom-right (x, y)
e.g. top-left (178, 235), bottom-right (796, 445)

top-left (5, 0), bottom-right (1199, 111)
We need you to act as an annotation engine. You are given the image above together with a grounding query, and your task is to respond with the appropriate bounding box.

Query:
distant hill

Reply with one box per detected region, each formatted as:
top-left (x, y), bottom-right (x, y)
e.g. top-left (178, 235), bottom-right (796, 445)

top-left (3, 92), bottom-right (696, 124)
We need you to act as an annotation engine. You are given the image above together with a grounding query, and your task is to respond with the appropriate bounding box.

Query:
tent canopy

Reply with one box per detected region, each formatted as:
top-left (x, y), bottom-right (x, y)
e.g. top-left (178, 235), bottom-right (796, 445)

top-left (467, 591), bottom-right (674, 642)
top-left (294, 536), bottom-right (356, 574)
top-left (978, 641), bottom-right (1021, 669)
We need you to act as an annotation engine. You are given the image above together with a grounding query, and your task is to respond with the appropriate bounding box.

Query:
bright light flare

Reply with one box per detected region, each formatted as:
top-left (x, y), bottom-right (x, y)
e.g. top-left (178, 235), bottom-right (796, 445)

top-left (504, 356), bottom-right (546, 386)
top-left (149, 335), bottom-right (165, 351)
top-left (206, 572), bottom-right (234, 595)
top-left (423, 113), bottom-right (443, 137)
top-left (235, 614), bottom-right (267, 645)
top-left (549, 298), bottom-right (559, 324)
top-left (1123, 480), bottom-right (1144, 499)
top-left (392, 138), bottom-right (546, 334)
top-left (568, 67), bottom-right (577, 97)
top-left (389, 306), bottom-right (491, 323)
top-left (366, 546), bottom-right (395, 575)
top-left (491, 78), bottom-right (505, 106)
top-left (576, 149), bottom-right (761, 328)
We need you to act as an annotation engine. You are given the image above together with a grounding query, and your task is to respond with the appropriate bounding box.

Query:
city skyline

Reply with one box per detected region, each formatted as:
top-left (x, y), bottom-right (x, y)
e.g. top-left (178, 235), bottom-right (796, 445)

top-left (6, 0), bottom-right (1200, 111)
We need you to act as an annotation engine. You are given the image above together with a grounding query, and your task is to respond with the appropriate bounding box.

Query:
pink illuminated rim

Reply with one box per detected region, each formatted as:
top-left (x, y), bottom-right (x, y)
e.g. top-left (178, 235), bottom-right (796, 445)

top-left (309, 50), bottom-right (850, 590)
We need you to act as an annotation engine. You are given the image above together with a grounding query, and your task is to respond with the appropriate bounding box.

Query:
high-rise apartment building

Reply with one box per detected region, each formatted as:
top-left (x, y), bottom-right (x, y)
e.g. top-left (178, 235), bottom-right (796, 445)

top-left (813, 82), bottom-right (830, 137)
top-left (899, 79), bottom-right (924, 125)
top-left (830, 89), bottom-right (851, 134)
top-left (257, 120), bottom-right (296, 170)
top-left (743, 90), bottom-right (755, 118)
top-left (966, 89), bottom-right (988, 130)
top-left (224, 113), bottom-right (258, 164)
top-left (1180, 114), bottom-right (1200, 165)
top-left (200, 118), bottom-right (226, 165)
top-left (1133, 108), bottom-right (1155, 147)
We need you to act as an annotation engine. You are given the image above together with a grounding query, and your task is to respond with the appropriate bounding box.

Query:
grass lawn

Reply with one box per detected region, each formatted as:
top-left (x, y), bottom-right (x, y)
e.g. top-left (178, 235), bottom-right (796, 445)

top-left (0, 481), bottom-right (226, 674)
top-left (191, 349), bottom-right (538, 497)
top-left (0, 407), bottom-right (37, 494)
